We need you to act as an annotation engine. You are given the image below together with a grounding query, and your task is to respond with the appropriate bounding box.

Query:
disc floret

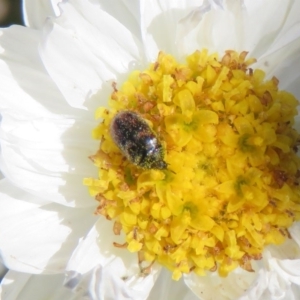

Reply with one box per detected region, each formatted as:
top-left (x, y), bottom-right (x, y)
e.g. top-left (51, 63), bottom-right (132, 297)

top-left (85, 49), bottom-right (300, 280)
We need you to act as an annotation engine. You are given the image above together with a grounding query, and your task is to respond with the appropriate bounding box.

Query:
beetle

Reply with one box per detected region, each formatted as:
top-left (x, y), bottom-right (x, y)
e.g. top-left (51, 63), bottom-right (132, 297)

top-left (110, 110), bottom-right (167, 169)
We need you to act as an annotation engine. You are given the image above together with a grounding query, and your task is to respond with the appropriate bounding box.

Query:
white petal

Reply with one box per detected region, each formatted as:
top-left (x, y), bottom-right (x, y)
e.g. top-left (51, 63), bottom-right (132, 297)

top-left (265, 239), bottom-right (300, 286)
top-left (276, 260), bottom-right (300, 285)
top-left (251, 234), bottom-right (300, 299)
top-left (66, 217), bottom-right (160, 300)
top-left (252, 0), bottom-right (300, 96)
top-left (258, 38), bottom-right (300, 97)
top-left (176, 0), bottom-right (244, 57)
top-left (23, 0), bottom-right (62, 29)
top-left (139, 0), bottom-right (201, 61)
top-left (40, 0), bottom-right (141, 109)
top-left (0, 26), bottom-right (66, 116)
top-left (0, 25), bottom-right (98, 207)
top-left (0, 111), bottom-right (98, 207)
top-left (0, 258), bottom-right (8, 281)
top-left (65, 262), bottom-right (159, 300)
top-left (148, 269), bottom-right (198, 300)
top-left (266, 236), bottom-right (300, 261)
top-left (0, 178), bottom-right (49, 205)
top-left (289, 222), bottom-right (300, 249)
top-left (184, 266), bottom-right (260, 300)
top-left (66, 217), bottom-right (150, 273)
top-left (96, 0), bottom-right (141, 40)
top-left (177, 0), bottom-right (300, 66)
top-left (0, 271), bottom-right (78, 300)
top-left (0, 180), bottom-right (97, 273)
top-left (289, 284), bottom-right (300, 300)
top-left (265, 270), bottom-right (300, 300)
top-left (265, 271), bottom-right (289, 300)
top-left (238, 269), bottom-right (269, 300)
top-left (242, 0), bottom-right (300, 58)
top-left (66, 219), bottom-right (105, 274)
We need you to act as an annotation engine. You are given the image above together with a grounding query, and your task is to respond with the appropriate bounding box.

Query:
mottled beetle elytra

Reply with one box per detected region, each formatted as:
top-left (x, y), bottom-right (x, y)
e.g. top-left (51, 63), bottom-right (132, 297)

top-left (110, 111), bottom-right (167, 169)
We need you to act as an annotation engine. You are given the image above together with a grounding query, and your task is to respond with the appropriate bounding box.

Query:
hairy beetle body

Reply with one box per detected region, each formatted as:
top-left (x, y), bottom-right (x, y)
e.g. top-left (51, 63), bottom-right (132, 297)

top-left (110, 111), bottom-right (167, 169)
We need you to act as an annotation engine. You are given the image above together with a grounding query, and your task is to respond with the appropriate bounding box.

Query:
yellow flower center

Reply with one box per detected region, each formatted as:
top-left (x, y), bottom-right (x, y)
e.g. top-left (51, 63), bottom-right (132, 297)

top-left (84, 49), bottom-right (300, 280)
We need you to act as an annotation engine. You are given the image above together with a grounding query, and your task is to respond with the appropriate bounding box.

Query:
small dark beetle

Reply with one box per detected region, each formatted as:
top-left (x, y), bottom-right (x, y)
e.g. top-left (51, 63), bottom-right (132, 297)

top-left (110, 111), bottom-right (167, 169)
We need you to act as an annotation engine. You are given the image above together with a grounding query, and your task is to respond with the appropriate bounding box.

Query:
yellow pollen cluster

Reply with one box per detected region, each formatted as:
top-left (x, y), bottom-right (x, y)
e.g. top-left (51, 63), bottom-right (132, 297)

top-left (84, 50), bottom-right (300, 280)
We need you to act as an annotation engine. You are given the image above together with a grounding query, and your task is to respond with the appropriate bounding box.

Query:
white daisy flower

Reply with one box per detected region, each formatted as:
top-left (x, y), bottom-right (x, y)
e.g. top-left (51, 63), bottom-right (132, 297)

top-left (1, 0), bottom-right (300, 299)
